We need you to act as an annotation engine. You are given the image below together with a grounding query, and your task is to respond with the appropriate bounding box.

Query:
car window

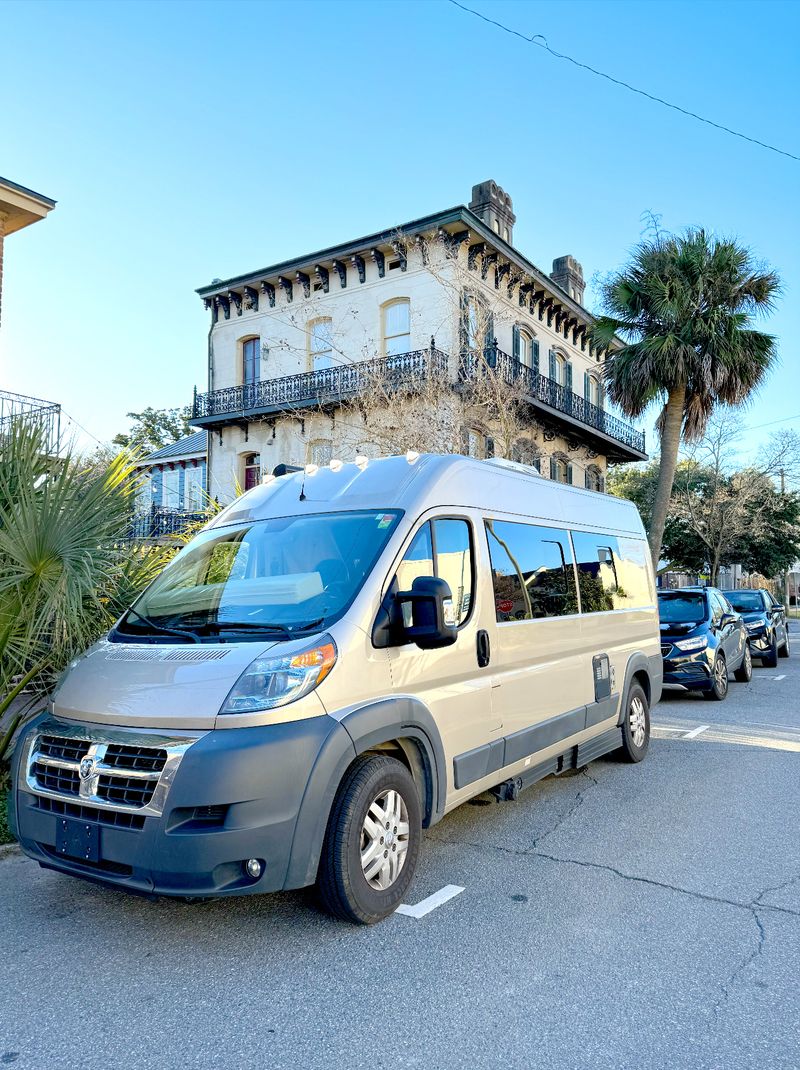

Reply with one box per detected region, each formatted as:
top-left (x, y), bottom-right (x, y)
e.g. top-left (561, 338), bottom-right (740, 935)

top-left (394, 518), bottom-right (474, 628)
top-left (724, 590), bottom-right (764, 613)
top-left (485, 519), bottom-right (577, 621)
top-left (709, 591), bottom-right (725, 622)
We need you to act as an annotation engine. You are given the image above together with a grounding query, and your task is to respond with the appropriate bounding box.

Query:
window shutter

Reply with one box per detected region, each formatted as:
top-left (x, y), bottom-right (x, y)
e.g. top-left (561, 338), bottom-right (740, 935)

top-left (512, 325), bottom-right (520, 361)
top-left (548, 350), bottom-right (556, 380)
top-left (585, 470), bottom-right (592, 490)
top-left (550, 457), bottom-right (557, 480)
top-left (534, 457), bottom-right (541, 473)
top-left (599, 475), bottom-right (605, 493)
top-left (485, 436), bottom-right (495, 458)
top-left (484, 311), bottom-right (495, 357)
top-left (565, 362), bottom-right (573, 393)
top-left (567, 463), bottom-right (574, 485)
top-left (532, 340), bottom-right (540, 375)
top-left (598, 380), bottom-right (605, 411)
top-left (584, 371), bottom-right (590, 401)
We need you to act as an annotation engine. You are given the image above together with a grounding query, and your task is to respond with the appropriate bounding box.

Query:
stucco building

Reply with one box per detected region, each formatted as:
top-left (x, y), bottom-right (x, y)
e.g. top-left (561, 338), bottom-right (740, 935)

top-left (190, 181), bottom-right (646, 501)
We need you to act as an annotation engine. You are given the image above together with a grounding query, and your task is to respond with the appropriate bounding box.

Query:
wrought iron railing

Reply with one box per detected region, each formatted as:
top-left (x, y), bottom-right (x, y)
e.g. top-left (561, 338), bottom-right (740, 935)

top-left (0, 390), bottom-right (62, 455)
top-left (127, 508), bottom-right (209, 540)
top-left (193, 346), bottom-right (450, 422)
top-left (460, 346), bottom-right (646, 455)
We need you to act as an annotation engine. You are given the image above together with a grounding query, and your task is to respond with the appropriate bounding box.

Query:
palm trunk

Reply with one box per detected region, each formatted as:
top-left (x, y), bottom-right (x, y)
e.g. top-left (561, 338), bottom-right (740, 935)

top-left (648, 382), bottom-right (685, 572)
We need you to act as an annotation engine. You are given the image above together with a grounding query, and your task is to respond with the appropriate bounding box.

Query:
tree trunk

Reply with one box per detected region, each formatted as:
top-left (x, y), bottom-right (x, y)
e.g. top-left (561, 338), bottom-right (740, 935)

top-left (648, 383), bottom-right (685, 572)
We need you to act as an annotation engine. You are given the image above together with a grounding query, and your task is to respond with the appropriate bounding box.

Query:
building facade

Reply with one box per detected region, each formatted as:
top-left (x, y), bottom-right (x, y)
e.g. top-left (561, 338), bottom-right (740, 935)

top-left (130, 431), bottom-right (208, 538)
top-left (191, 182), bottom-right (646, 501)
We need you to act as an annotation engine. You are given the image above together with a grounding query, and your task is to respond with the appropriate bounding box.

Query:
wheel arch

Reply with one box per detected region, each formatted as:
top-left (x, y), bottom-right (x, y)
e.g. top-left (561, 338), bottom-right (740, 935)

top-left (617, 651), bottom-right (662, 725)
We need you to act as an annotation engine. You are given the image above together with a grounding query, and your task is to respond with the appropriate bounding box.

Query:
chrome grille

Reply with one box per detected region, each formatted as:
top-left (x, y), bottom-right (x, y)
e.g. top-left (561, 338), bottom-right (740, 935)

top-left (24, 721), bottom-right (198, 816)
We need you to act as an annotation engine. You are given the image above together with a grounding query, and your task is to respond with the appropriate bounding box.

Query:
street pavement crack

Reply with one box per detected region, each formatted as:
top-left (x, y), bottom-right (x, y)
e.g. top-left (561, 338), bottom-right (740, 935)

top-left (711, 908), bottom-right (767, 1017)
top-left (530, 768), bottom-right (599, 850)
top-left (751, 871), bottom-right (800, 908)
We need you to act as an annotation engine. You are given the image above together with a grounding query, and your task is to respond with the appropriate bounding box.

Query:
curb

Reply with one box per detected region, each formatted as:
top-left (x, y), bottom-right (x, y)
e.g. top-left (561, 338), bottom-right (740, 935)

top-left (0, 841), bottom-right (21, 860)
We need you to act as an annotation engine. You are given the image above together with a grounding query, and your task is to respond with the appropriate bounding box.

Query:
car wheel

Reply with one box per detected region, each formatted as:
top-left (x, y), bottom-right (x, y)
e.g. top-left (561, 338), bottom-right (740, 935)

top-left (779, 630), bottom-right (790, 659)
top-left (734, 642), bottom-right (753, 683)
top-left (316, 754), bottom-right (421, 924)
top-left (619, 683), bottom-right (650, 762)
top-left (763, 634), bottom-right (779, 668)
top-left (703, 653), bottom-right (728, 700)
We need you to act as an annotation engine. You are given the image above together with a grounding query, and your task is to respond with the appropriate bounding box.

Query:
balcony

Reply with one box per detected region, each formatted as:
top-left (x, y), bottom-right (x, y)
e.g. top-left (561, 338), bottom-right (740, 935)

top-left (0, 389), bottom-right (62, 455)
top-left (127, 507), bottom-right (209, 541)
top-left (461, 346), bottom-right (647, 459)
top-left (191, 345), bottom-right (646, 461)
top-left (192, 348), bottom-right (449, 428)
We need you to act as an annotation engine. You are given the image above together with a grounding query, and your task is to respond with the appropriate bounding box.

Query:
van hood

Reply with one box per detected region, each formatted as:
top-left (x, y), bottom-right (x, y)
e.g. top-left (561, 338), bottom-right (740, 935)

top-left (52, 638), bottom-right (280, 730)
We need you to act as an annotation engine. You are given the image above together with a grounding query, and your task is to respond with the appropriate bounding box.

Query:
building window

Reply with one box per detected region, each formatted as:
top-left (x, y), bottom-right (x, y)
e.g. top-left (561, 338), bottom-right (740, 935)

top-left (309, 319), bottom-right (334, 371)
top-left (513, 326), bottom-right (539, 373)
top-left (242, 338), bottom-right (260, 386)
top-left (585, 465), bottom-right (604, 493)
top-left (382, 299), bottom-right (411, 357)
top-left (463, 427), bottom-right (494, 460)
top-left (584, 372), bottom-right (602, 408)
top-left (549, 456), bottom-right (573, 484)
top-left (184, 466), bottom-right (205, 510)
top-left (309, 440), bottom-right (333, 466)
top-left (162, 467), bottom-right (180, 509)
top-left (549, 350), bottom-right (572, 388)
top-left (462, 293), bottom-right (493, 358)
top-left (243, 453), bottom-right (261, 491)
top-left (511, 439), bottom-right (539, 467)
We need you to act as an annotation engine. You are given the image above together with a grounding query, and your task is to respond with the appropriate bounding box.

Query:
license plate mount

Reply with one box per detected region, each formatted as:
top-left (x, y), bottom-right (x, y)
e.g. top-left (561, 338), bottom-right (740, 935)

top-left (55, 817), bottom-right (100, 863)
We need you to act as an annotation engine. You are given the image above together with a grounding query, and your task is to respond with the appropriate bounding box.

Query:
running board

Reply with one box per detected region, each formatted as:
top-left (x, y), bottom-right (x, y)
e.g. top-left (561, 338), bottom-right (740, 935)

top-left (491, 728), bottom-right (623, 803)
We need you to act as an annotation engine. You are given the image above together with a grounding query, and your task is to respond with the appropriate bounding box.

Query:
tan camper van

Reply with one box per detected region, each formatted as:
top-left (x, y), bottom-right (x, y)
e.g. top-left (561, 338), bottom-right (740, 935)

top-left (13, 454), bottom-right (662, 923)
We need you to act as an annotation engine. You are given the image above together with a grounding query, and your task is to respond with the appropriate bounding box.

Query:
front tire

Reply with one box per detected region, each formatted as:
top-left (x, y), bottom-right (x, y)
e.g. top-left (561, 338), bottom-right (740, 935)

top-left (734, 642), bottom-right (752, 683)
top-left (620, 683), bottom-right (650, 762)
top-left (779, 630), bottom-right (790, 659)
top-left (316, 754), bottom-right (421, 925)
top-left (763, 634), bottom-right (779, 668)
top-left (703, 653), bottom-right (728, 700)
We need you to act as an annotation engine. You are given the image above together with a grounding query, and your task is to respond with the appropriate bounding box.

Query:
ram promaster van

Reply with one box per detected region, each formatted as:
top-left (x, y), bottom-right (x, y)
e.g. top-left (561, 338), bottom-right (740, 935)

top-left (12, 454), bottom-right (661, 924)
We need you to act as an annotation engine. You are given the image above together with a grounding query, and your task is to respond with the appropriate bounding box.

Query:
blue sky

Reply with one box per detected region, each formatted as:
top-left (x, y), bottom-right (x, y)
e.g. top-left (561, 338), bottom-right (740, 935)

top-left (2, 0), bottom-right (798, 463)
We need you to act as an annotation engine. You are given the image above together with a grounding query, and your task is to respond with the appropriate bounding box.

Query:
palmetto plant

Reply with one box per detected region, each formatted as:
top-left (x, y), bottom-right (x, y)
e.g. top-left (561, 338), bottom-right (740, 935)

top-left (0, 421), bottom-right (172, 766)
top-left (591, 228), bottom-right (780, 569)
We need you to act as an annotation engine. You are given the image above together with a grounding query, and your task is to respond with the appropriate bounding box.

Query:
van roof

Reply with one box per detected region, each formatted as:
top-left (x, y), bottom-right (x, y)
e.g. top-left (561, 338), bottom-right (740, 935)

top-left (208, 454), bottom-right (646, 537)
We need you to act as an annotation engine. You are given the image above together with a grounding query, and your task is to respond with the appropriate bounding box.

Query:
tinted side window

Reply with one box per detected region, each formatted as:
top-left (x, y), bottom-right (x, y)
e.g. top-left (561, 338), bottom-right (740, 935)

top-left (571, 532), bottom-right (652, 613)
top-left (710, 591), bottom-right (726, 622)
top-left (395, 519), bottom-right (474, 628)
top-left (433, 519), bottom-right (473, 626)
top-left (485, 520), bottom-right (578, 621)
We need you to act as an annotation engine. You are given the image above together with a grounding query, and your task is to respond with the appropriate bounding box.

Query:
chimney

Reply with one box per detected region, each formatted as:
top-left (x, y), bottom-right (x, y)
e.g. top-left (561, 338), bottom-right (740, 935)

top-left (551, 255), bottom-right (585, 305)
top-left (469, 180), bottom-right (516, 244)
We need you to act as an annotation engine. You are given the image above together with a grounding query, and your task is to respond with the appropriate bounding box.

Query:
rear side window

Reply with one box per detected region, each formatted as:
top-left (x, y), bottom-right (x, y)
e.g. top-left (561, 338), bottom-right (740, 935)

top-left (485, 519), bottom-right (578, 621)
top-left (571, 532), bottom-right (652, 612)
top-left (395, 518), bottom-right (474, 627)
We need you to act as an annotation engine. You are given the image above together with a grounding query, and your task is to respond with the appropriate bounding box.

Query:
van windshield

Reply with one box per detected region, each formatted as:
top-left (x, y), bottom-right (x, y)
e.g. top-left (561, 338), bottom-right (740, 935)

top-left (116, 510), bottom-right (401, 640)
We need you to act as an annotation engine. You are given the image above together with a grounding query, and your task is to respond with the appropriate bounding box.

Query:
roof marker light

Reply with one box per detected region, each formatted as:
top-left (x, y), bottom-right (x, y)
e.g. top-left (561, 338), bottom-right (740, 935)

top-left (406, 450), bottom-right (420, 465)
top-left (304, 463), bottom-right (319, 477)
top-left (329, 458), bottom-right (343, 473)
top-left (355, 455), bottom-right (369, 470)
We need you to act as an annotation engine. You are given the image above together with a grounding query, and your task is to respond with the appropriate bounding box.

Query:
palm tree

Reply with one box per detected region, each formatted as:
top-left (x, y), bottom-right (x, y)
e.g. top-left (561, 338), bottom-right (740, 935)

top-left (591, 228), bottom-right (780, 569)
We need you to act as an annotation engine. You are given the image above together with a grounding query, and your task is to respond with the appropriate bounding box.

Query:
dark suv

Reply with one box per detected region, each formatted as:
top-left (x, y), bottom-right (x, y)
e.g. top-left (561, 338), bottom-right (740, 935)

top-left (658, 586), bottom-right (751, 700)
top-left (720, 588), bottom-right (790, 667)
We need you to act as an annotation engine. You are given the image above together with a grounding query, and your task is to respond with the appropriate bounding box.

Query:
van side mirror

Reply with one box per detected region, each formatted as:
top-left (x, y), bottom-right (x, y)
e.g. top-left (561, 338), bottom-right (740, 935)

top-left (396, 576), bottom-right (458, 649)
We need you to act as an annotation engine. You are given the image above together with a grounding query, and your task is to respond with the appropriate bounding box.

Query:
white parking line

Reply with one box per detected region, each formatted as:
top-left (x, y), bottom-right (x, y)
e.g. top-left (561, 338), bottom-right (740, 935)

top-left (773, 675), bottom-right (786, 681)
top-left (683, 724), bottom-right (710, 739)
top-left (396, 885), bottom-right (464, 918)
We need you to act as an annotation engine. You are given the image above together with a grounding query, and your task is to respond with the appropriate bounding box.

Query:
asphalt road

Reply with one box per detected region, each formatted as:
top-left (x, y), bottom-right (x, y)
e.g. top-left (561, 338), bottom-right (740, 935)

top-left (1, 632), bottom-right (798, 1070)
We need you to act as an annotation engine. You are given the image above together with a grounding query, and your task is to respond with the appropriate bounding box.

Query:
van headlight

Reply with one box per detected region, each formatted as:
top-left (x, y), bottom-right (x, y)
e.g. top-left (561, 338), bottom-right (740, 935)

top-left (220, 637), bottom-right (337, 714)
top-left (674, 636), bottom-right (708, 652)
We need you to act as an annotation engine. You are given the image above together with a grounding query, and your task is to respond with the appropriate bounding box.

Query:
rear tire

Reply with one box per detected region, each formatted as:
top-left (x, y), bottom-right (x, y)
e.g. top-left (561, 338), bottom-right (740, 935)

top-left (779, 631), bottom-right (790, 659)
top-left (619, 683), bottom-right (650, 762)
top-left (734, 642), bottom-right (752, 683)
top-left (703, 653), bottom-right (728, 700)
top-left (316, 754), bottom-right (421, 925)
top-left (763, 635), bottom-right (779, 668)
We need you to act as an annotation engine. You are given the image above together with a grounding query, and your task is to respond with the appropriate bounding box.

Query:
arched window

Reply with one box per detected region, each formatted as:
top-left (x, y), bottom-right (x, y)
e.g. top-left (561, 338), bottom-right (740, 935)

top-left (243, 453), bottom-right (261, 491)
top-left (382, 299), bottom-right (411, 357)
top-left (512, 326), bottom-right (540, 374)
top-left (308, 440), bottom-right (333, 466)
top-left (584, 371), bottom-right (603, 409)
top-left (462, 293), bottom-right (493, 360)
top-left (242, 337), bottom-right (260, 386)
top-left (511, 439), bottom-right (540, 468)
top-left (309, 318), bottom-right (334, 371)
top-left (585, 465), bottom-right (604, 492)
top-left (549, 455), bottom-right (573, 485)
top-left (463, 427), bottom-right (493, 460)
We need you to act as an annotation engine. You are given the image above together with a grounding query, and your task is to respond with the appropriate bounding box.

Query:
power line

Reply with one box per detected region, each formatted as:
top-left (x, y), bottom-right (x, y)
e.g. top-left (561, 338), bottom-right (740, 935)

top-left (447, 0), bottom-right (800, 164)
top-left (62, 409), bottom-right (106, 448)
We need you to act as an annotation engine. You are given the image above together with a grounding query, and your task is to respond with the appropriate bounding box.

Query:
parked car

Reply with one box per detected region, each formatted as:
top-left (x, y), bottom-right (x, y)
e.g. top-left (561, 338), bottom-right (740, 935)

top-left (720, 588), bottom-right (790, 667)
top-left (658, 586), bottom-right (751, 700)
top-left (11, 454), bottom-right (662, 924)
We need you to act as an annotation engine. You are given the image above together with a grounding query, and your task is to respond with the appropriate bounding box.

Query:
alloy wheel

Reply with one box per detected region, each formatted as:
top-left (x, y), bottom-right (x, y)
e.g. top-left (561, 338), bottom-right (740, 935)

top-left (715, 657), bottom-right (728, 694)
top-left (629, 695), bottom-right (647, 748)
top-left (360, 788), bottom-right (410, 890)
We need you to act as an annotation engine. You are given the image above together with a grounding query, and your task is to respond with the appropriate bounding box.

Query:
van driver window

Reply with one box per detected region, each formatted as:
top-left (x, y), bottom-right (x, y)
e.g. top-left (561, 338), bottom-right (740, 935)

top-left (395, 519), bottom-right (474, 628)
top-left (571, 532), bottom-right (652, 612)
top-left (485, 520), bottom-right (577, 621)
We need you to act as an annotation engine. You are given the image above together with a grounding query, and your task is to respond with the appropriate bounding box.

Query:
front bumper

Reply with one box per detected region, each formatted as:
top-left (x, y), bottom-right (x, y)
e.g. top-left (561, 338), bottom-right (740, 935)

top-left (12, 711), bottom-right (356, 898)
top-left (661, 652), bottom-right (713, 690)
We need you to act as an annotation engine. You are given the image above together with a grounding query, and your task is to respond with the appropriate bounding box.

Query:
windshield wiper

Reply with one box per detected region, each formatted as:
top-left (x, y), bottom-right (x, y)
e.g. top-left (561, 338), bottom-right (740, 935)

top-left (199, 618), bottom-right (326, 637)
top-left (121, 608), bottom-right (202, 643)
